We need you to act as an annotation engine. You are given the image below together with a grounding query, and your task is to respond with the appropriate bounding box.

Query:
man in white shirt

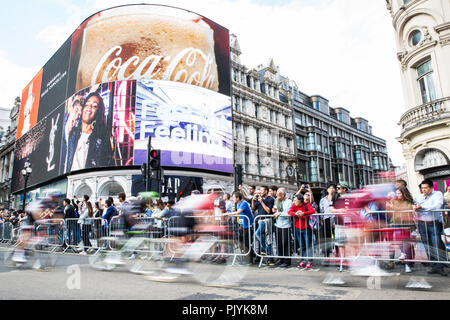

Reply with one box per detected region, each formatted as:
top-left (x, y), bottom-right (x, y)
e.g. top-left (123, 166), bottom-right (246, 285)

top-left (272, 188), bottom-right (293, 267)
top-left (413, 179), bottom-right (447, 276)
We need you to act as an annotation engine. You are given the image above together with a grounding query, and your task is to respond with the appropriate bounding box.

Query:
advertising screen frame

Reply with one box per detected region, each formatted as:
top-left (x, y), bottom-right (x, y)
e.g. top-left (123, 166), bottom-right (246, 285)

top-left (13, 4), bottom-right (233, 194)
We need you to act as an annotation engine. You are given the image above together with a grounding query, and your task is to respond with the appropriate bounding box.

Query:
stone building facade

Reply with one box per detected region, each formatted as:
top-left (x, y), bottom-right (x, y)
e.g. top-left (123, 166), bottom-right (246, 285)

top-left (230, 35), bottom-right (297, 194)
top-left (386, 0), bottom-right (450, 196)
top-left (0, 98), bottom-right (20, 208)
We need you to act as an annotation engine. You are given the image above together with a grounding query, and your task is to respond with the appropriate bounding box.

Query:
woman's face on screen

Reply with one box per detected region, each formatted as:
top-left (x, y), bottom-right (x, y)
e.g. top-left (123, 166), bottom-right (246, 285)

top-left (82, 95), bottom-right (100, 124)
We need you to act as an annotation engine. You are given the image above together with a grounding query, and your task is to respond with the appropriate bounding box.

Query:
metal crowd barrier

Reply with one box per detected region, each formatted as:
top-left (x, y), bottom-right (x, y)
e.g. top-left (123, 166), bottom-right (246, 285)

top-left (64, 218), bottom-right (109, 252)
top-left (33, 219), bottom-right (66, 252)
top-left (252, 209), bottom-right (450, 268)
top-left (0, 222), bottom-right (13, 243)
top-left (166, 214), bottom-right (252, 265)
top-left (107, 216), bottom-right (167, 252)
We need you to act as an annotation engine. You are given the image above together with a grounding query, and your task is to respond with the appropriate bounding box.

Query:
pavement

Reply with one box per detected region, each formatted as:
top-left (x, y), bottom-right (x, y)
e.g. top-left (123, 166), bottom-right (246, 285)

top-left (0, 245), bottom-right (449, 300)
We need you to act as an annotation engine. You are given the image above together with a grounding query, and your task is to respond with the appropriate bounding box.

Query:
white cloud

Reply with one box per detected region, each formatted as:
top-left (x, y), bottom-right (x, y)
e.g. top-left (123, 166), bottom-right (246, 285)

top-left (36, 3), bottom-right (85, 51)
top-left (0, 50), bottom-right (39, 109)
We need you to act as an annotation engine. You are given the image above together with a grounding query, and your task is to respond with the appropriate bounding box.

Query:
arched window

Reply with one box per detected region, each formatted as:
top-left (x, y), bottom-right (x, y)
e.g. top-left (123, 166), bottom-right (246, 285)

top-left (98, 181), bottom-right (125, 198)
top-left (75, 184), bottom-right (93, 199)
top-left (415, 149), bottom-right (449, 171)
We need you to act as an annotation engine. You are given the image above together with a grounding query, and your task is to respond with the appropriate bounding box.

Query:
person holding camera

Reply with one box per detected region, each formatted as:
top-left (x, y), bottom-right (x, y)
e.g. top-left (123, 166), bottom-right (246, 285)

top-left (252, 186), bottom-right (275, 264)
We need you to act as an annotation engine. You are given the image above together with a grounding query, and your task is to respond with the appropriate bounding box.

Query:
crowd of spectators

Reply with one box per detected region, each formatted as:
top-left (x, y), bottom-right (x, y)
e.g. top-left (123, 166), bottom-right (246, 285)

top-left (2, 179), bottom-right (449, 276)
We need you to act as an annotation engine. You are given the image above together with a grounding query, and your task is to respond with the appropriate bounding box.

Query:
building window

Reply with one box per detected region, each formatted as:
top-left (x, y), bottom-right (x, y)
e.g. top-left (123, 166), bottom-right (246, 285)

top-left (354, 150), bottom-right (362, 165)
top-left (337, 113), bottom-right (344, 122)
top-left (313, 101), bottom-right (320, 111)
top-left (334, 143), bottom-right (342, 159)
top-left (255, 104), bottom-right (259, 118)
top-left (372, 156), bottom-right (381, 170)
top-left (416, 59), bottom-right (437, 104)
top-left (233, 96), bottom-right (240, 112)
top-left (294, 116), bottom-right (302, 126)
top-left (306, 133), bottom-right (316, 151)
top-left (296, 136), bottom-right (305, 150)
top-left (410, 30), bottom-right (422, 47)
top-left (309, 159), bottom-right (318, 182)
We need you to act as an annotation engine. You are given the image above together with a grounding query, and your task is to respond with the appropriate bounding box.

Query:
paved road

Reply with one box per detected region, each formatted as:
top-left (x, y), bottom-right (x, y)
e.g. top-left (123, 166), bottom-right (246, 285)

top-left (0, 248), bottom-right (449, 300)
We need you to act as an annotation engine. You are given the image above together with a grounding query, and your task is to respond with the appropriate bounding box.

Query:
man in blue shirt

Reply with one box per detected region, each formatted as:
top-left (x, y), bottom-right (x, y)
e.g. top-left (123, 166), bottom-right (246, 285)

top-left (227, 192), bottom-right (254, 264)
top-left (414, 179), bottom-right (447, 276)
top-left (102, 199), bottom-right (118, 224)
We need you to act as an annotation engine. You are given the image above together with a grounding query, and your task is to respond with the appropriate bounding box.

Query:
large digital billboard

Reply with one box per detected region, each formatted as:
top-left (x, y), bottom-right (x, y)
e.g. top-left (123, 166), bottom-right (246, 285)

top-left (12, 4), bottom-right (231, 193)
top-left (135, 80), bottom-right (232, 172)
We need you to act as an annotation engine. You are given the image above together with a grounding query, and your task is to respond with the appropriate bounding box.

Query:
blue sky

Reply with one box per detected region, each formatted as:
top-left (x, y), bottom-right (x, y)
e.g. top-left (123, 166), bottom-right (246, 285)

top-left (0, 0), bottom-right (406, 165)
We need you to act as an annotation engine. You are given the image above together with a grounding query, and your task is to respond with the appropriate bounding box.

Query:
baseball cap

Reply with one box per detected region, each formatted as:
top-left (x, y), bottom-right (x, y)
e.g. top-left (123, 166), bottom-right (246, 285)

top-left (338, 182), bottom-right (349, 190)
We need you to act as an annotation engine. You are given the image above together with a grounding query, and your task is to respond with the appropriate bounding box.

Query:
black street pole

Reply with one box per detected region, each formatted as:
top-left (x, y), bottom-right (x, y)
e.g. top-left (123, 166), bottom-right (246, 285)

top-left (22, 175), bottom-right (28, 213)
top-left (146, 136), bottom-right (152, 192)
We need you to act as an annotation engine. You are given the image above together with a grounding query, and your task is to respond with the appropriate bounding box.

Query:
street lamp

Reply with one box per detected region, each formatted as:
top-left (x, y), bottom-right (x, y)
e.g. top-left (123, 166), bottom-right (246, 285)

top-left (21, 159), bottom-right (32, 212)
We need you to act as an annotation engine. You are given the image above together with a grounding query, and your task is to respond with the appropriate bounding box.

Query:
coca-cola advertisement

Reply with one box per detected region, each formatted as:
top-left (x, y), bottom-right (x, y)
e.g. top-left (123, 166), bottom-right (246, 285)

top-left (12, 104), bottom-right (64, 193)
top-left (68, 4), bottom-right (230, 97)
top-left (12, 4), bottom-right (232, 193)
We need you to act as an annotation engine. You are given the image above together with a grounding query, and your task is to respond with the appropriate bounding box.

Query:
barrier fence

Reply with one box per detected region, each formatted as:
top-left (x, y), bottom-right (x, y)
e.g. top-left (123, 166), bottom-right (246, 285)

top-left (2, 209), bottom-right (449, 269)
top-left (0, 222), bottom-right (13, 243)
top-left (252, 209), bottom-right (450, 268)
top-left (65, 218), bottom-right (109, 252)
top-left (166, 215), bottom-right (252, 265)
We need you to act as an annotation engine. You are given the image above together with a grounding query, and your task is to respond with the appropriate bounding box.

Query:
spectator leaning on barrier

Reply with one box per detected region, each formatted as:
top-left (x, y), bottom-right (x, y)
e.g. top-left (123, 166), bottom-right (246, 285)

top-left (63, 198), bottom-right (79, 247)
top-left (386, 186), bottom-right (415, 273)
top-left (118, 192), bottom-right (129, 215)
top-left (289, 194), bottom-right (315, 269)
top-left (319, 184), bottom-right (338, 258)
top-left (413, 179), bottom-right (448, 276)
top-left (272, 188), bottom-right (293, 268)
top-left (302, 188), bottom-right (319, 252)
top-left (102, 199), bottom-right (118, 224)
top-left (330, 182), bottom-right (350, 270)
top-left (79, 201), bottom-right (94, 255)
top-left (252, 186), bottom-right (275, 263)
top-left (228, 191), bottom-right (254, 264)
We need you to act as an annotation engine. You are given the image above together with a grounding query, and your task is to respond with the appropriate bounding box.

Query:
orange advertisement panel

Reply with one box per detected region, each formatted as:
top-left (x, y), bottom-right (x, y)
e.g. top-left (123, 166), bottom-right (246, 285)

top-left (17, 70), bottom-right (43, 140)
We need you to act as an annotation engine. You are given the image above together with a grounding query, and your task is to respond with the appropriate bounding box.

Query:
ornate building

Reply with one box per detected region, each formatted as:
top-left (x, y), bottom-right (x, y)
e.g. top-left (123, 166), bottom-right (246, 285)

top-left (0, 98), bottom-right (20, 209)
top-left (387, 0), bottom-right (450, 196)
top-left (230, 35), bottom-right (297, 193)
top-left (231, 34), bottom-right (390, 195)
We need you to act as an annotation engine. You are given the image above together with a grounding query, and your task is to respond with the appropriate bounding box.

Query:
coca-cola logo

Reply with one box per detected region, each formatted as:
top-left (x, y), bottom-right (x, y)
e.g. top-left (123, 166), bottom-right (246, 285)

top-left (90, 46), bottom-right (217, 90)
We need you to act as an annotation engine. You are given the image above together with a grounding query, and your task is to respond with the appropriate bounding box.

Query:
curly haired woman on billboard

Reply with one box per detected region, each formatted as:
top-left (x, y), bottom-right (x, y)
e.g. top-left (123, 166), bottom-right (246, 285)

top-left (66, 91), bottom-right (113, 172)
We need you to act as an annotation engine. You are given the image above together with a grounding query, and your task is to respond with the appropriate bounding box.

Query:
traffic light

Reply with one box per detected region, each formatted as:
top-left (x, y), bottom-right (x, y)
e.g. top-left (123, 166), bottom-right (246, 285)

top-left (148, 148), bottom-right (162, 181)
top-left (149, 149), bottom-right (161, 170)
